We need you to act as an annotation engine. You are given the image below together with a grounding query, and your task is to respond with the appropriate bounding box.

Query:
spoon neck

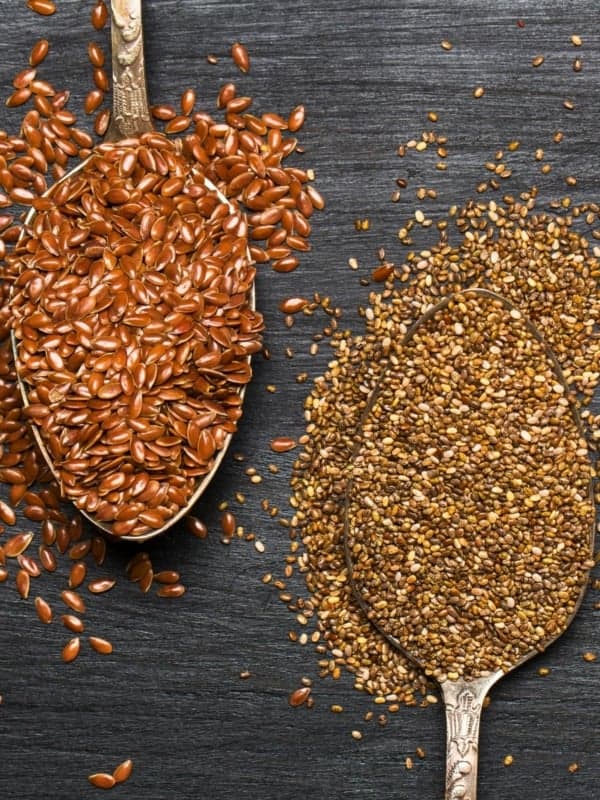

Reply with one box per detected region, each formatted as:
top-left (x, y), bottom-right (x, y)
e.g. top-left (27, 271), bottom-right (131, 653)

top-left (440, 672), bottom-right (501, 800)
top-left (107, 0), bottom-right (154, 141)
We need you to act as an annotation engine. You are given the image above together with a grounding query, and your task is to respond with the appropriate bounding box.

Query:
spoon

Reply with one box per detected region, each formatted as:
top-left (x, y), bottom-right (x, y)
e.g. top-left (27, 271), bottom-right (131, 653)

top-left (10, 0), bottom-right (257, 542)
top-left (343, 287), bottom-right (595, 799)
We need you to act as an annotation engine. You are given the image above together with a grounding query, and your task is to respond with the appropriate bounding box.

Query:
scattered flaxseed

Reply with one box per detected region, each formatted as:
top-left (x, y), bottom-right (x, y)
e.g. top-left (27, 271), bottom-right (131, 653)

top-left (289, 686), bottom-right (311, 707)
top-left (231, 42), bottom-right (250, 73)
top-left (112, 759), bottom-right (133, 785)
top-left (62, 637), bottom-right (81, 663)
top-left (34, 596), bottom-right (52, 623)
top-left (89, 636), bottom-right (113, 655)
top-left (29, 39), bottom-right (50, 66)
top-left (27, 0), bottom-right (56, 15)
top-left (88, 772), bottom-right (116, 789)
top-left (504, 755), bottom-right (514, 767)
top-left (270, 437), bottom-right (297, 453)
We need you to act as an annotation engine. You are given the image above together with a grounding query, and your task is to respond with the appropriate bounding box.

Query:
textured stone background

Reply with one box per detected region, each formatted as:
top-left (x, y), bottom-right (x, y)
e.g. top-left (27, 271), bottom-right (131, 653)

top-left (0, 2), bottom-right (599, 798)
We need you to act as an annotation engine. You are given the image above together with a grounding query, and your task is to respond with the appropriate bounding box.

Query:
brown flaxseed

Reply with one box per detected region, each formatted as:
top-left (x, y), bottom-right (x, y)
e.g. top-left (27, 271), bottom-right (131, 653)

top-left (10, 132), bottom-right (264, 536)
top-left (89, 636), bottom-right (113, 655)
top-left (231, 42), bottom-right (250, 73)
top-left (288, 686), bottom-right (311, 707)
top-left (156, 584), bottom-right (186, 598)
top-left (34, 596), bottom-right (52, 623)
top-left (90, 1), bottom-right (108, 30)
top-left (270, 437), bottom-right (297, 453)
top-left (88, 772), bottom-right (116, 789)
top-left (112, 759), bottom-right (133, 784)
top-left (88, 578), bottom-right (116, 594)
top-left (27, 0), bottom-right (56, 15)
top-left (29, 39), bottom-right (50, 66)
top-left (61, 589), bottom-right (86, 614)
top-left (62, 614), bottom-right (85, 634)
top-left (62, 637), bottom-right (81, 663)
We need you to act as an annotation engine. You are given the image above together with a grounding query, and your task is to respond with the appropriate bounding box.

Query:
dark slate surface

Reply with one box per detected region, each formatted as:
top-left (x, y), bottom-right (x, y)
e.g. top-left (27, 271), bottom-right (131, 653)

top-left (0, 1), bottom-right (599, 798)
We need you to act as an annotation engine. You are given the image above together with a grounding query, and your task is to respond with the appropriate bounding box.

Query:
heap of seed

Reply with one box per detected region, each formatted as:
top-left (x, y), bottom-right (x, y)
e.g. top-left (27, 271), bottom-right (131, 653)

top-left (346, 291), bottom-right (594, 681)
top-left (0, 1), bottom-right (322, 543)
top-left (288, 190), bottom-right (600, 702)
top-left (0, 2), bottom-right (321, 663)
top-left (9, 132), bottom-right (263, 536)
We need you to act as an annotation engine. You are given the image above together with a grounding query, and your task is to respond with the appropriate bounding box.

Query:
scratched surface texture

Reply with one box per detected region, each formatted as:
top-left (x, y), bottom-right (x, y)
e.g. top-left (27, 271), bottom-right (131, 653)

top-left (0, 1), bottom-right (599, 799)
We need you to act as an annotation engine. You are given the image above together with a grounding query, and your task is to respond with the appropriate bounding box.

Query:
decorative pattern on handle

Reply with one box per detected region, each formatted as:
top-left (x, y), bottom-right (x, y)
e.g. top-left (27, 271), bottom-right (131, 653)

top-left (441, 673), bottom-right (501, 800)
top-left (108, 0), bottom-right (153, 140)
top-left (446, 686), bottom-right (480, 799)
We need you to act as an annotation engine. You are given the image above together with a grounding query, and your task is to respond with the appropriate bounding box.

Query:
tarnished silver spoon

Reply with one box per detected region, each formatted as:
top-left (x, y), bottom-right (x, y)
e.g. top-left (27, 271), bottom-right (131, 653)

top-left (344, 287), bottom-right (595, 800)
top-left (10, 0), bottom-right (256, 542)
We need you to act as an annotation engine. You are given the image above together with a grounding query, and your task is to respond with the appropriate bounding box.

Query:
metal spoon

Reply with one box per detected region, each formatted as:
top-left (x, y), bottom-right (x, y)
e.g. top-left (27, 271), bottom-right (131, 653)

top-left (343, 287), bottom-right (595, 800)
top-left (10, 0), bottom-right (255, 542)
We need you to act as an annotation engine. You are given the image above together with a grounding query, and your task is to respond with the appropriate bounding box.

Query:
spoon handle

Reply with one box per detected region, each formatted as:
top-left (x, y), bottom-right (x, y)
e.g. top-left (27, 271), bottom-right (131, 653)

top-left (440, 673), bottom-right (500, 800)
top-left (107, 0), bottom-right (154, 140)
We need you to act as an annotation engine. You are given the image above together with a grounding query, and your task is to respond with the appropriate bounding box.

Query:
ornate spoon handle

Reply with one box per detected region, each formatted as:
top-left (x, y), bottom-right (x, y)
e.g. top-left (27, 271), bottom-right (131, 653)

top-left (107, 0), bottom-right (154, 140)
top-left (440, 672), bottom-right (501, 800)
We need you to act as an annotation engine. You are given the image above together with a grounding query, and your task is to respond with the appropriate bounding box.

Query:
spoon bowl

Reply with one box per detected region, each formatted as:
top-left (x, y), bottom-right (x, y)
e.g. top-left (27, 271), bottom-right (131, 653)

top-left (9, 0), bottom-right (258, 542)
top-left (344, 287), bottom-right (595, 799)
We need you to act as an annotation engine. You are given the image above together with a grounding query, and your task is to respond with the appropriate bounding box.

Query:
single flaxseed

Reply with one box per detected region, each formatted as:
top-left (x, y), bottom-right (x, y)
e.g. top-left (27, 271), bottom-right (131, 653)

top-left (61, 589), bottom-right (86, 614)
top-left (288, 686), bottom-right (311, 707)
top-left (27, 0), bottom-right (56, 15)
top-left (88, 772), bottom-right (116, 789)
top-left (231, 42), bottom-right (250, 73)
top-left (270, 437), bottom-right (297, 453)
top-left (112, 759), bottom-right (133, 784)
top-left (29, 38), bottom-right (50, 66)
top-left (156, 584), bottom-right (186, 598)
top-left (89, 636), bottom-right (113, 655)
top-left (62, 637), bottom-right (80, 663)
top-left (62, 614), bottom-right (85, 634)
top-left (90, 1), bottom-right (108, 30)
top-left (34, 596), bottom-right (52, 623)
top-left (69, 562), bottom-right (87, 589)
top-left (16, 569), bottom-right (30, 599)
top-left (88, 578), bottom-right (116, 594)
top-left (186, 516), bottom-right (208, 539)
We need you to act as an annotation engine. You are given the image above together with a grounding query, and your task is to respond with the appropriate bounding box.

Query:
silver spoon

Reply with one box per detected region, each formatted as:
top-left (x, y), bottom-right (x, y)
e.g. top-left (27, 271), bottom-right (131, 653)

top-left (11, 0), bottom-right (255, 542)
top-left (344, 287), bottom-right (595, 800)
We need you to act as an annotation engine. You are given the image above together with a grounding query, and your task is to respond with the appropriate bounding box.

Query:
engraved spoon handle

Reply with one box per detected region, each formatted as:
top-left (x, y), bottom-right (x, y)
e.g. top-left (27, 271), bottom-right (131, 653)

top-left (440, 673), bottom-right (501, 800)
top-left (107, 0), bottom-right (154, 140)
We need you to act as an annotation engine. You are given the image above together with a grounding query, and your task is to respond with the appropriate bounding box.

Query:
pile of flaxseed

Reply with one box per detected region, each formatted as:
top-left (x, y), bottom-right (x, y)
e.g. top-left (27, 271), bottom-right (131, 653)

top-left (0, 0), bottom-right (320, 661)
